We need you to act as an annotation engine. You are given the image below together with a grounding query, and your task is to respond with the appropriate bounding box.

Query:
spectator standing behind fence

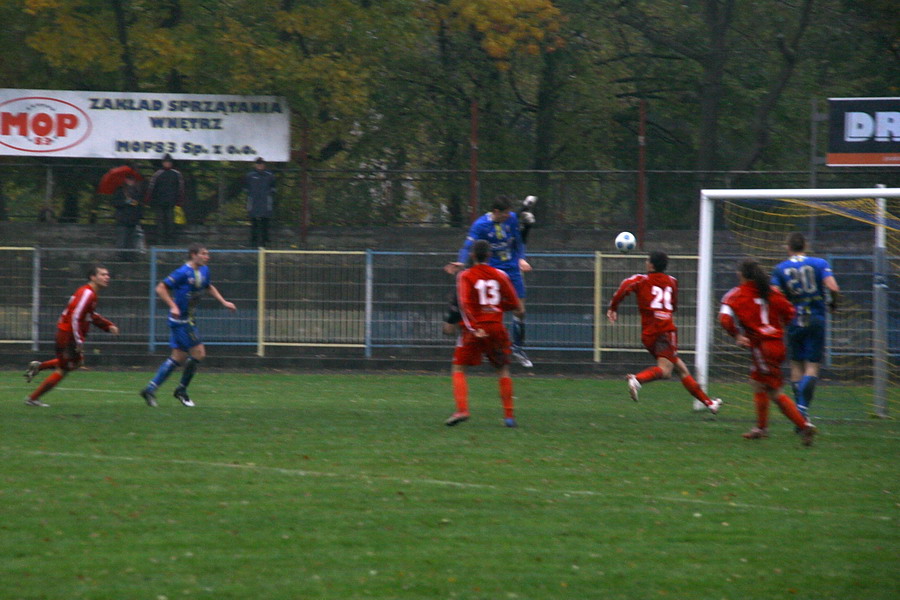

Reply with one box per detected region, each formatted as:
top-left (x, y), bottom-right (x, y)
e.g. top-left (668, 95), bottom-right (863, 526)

top-left (144, 154), bottom-right (185, 245)
top-left (112, 174), bottom-right (143, 260)
top-left (245, 157), bottom-right (275, 247)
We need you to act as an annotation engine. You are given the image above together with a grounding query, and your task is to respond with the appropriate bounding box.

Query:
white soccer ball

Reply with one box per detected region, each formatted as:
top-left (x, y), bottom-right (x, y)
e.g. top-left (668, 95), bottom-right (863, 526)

top-left (615, 231), bottom-right (636, 253)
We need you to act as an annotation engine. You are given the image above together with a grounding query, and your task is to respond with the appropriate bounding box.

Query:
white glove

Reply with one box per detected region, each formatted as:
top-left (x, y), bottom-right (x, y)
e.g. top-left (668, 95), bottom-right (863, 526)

top-left (520, 211), bottom-right (535, 224)
top-left (523, 195), bottom-right (537, 209)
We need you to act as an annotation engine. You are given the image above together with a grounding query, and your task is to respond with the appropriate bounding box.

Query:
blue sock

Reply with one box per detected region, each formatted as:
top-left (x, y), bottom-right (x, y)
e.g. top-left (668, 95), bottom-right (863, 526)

top-left (148, 358), bottom-right (181, 390)
top-left (512, 316), bottom-right (525, 347)
top-left (798, 375), bottom-right (817, 414)
top-left (791, 380), bottom-right (800, 404)
top-left (179, 357), bottom-right (201, 389)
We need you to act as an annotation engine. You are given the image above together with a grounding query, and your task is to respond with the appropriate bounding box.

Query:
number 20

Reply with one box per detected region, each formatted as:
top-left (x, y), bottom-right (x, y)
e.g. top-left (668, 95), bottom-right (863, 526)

top-left (650, 285), bottom-right (673, 310)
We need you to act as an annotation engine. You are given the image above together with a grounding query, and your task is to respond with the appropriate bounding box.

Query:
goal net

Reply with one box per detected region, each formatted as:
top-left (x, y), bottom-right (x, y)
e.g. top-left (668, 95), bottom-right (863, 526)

top-left (695, 187), bottom-right (900, 422)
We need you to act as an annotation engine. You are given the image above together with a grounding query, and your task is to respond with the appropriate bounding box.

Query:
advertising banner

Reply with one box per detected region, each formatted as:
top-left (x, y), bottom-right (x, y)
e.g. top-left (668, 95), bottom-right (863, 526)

top-left (827, 97), bottom-right (900, 166)
top-left (0, 89), bottom-right (290, 162)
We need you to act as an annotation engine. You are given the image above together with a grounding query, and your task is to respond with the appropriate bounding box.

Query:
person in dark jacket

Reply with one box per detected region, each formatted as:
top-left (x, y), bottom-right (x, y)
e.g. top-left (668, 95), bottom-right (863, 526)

top-left (113, 174), bottom-right (143, 260)
top-left (144, 154), bottom-right (185, 244)
top-left (245, 157), bottom-right (275, 247)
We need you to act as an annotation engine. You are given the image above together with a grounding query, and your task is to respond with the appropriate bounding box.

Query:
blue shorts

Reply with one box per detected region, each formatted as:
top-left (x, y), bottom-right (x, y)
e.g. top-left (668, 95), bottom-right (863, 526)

top-left (169, 320), bottom-right (202, 351)
top-left (496, 265), bottom-right (526, 299)
top-left (787, 317), bottom-right (825, 363)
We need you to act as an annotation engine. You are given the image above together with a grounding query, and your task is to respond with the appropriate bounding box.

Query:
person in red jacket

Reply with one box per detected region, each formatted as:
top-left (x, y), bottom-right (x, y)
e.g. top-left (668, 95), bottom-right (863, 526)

top-left (446, 239), bottom-right (525, 428)
top-left (607, 251), bottom-right (721, 414)
top-left (23, 265), bottom-right (119, 407)
top-left (719, 259), bottom-right (816, 445)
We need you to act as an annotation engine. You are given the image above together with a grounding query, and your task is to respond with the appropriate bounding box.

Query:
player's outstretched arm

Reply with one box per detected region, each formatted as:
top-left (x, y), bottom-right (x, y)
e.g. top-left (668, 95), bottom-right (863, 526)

top-left (209, 285), bottom-right (236, 311)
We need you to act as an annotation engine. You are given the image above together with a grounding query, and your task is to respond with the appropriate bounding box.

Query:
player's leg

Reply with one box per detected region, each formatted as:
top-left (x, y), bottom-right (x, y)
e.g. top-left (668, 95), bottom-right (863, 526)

top-left (174, 340), bottom-right (206, 407)
top-left (446, 336), bottom-right (479, 425)
top-left (26, 335), bottom-right (77, 407)
top-left (24, 358), bottom-right (50, 382)
top-left (795, 318), bottom-right (825, 418)
top-left (506, 269), bottom-right (532, 368)
top-left (496, 364), bottom-right (516, 427)
top-left (673, 357), bottom-right (721, 413)
top-left (486, 325), bottom-right (516, 426)
top-left (742, 379), bottom-right (770, 439)
top-left (626, 334), bottom-right (669, 401)
top-left (141, 324), bottom-right (189, 406)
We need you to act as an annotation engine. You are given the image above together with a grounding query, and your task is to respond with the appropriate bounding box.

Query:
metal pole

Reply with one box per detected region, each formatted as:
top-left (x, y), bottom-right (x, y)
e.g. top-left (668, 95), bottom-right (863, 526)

top-left (637, 99), bottom-right (647, 249)
top-left (300, 123), bottom-right (310, 245)
top-left (872, 185), bottom-right (888, 417)
top-left (44, 165), bottom-right (54, 208)
top-left (31, 248), bottom-right (41, 351)
top-left (593, 251), bottom-right (602, 363)
top-left (469, 98), bottom-right (480, 223)
top-left (364, 250), bottom-right (373, 359)
top-left (695, 193), bottom-right (715, 389)
top-left (257, 248), bottom-right (266, 357)
top-left (148, 247), bottom-right (157, 352)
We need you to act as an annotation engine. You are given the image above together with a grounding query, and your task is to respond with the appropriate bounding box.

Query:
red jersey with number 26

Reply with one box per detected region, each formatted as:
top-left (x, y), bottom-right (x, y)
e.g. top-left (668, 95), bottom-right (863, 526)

top-left (719, 283), bottom-right (795, 344)
top-left (457, 264), bottom-right (521, 330)
top-left (608, 272), bottom-right (678, 337)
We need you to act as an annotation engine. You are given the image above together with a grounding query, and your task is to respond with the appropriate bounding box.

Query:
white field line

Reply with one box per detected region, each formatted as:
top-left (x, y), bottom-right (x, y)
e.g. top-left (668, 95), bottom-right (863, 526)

top-left (10, 449), bottom-right (893, 522)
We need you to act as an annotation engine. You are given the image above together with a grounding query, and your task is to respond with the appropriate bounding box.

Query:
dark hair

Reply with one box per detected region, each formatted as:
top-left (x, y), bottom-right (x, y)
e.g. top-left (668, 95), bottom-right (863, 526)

top-left (187, 243), bottom-right (206, 258)
top-left (471, 239), bottom-right (491, 263)
top-left (740, 259), bottom-right (770, 301)
top-left (648, 251), bottom-right (668, 273)
top-left (490, 196), bottom-right (512, 212)
top-left (87, 264), bottom-right (107, 279)
top-left (787, 232), bottom-right (806, 252)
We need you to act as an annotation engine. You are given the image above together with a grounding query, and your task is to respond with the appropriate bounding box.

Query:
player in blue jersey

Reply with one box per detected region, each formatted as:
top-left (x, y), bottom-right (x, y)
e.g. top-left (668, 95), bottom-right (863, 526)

top-left (770, 232), bottom-right (840, 419)
top-left (140, 243), bottom-right (236, 407)
top-left (444, 196), bottom-right (533, 367)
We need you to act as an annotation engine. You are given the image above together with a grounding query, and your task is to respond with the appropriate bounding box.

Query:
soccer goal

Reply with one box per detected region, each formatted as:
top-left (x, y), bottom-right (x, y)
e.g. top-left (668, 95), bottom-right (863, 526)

top-left (695, 187), bottom-right (900, 420)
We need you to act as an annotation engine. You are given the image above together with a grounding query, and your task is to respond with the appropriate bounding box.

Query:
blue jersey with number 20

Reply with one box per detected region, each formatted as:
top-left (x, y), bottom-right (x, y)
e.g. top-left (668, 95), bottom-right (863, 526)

top-left (771, 255), bottom-right (833, 324)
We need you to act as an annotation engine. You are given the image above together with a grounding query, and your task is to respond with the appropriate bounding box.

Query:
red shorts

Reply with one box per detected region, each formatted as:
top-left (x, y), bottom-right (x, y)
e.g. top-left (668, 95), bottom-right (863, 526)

top-left (749, 339), bottom-right (786, 389)
top-left (452, 322), bottom-right (511, 368)
top-left (642, 330), bottom-right (678, 363)
top-left (55, 329), bottom-right (83, 372)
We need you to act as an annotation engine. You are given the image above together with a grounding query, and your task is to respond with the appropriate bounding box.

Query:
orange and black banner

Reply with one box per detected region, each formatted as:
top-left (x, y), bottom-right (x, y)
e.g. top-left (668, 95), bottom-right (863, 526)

top-left (827, 97), bottom-right (900, 167)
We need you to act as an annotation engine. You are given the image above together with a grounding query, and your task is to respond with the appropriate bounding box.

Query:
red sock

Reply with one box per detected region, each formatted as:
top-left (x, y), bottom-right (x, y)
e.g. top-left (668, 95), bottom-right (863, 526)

top-left (499, 376), bottom-right (514, 419)
top-left (635, 366), bottom-right (664, 384)
top-left (681, 375), bottom-right (711, 405)
top-left (753, 392), bottom-right (769, 429)
top-left (774, 393), bottom-right (808, 429)
top-left (40, 359), bottom-right (59, 370)
top-left (30, 371), bottom-right (64, 400)
top-left (452, 371), bottom-right (468, 414)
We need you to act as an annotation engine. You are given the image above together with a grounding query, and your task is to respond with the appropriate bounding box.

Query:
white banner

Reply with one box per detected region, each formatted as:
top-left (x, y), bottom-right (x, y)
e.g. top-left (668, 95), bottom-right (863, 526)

top-left (0, 89), bottom-right (290, 162)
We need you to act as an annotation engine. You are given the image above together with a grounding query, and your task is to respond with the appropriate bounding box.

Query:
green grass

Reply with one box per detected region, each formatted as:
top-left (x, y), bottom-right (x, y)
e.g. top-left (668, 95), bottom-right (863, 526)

top-left (2, 371), bottom-right (897, 600)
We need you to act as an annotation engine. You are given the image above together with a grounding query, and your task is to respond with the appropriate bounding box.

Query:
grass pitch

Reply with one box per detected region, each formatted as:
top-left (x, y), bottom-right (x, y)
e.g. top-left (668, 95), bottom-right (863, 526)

top-left (2, 371), bottom-right (897, 600)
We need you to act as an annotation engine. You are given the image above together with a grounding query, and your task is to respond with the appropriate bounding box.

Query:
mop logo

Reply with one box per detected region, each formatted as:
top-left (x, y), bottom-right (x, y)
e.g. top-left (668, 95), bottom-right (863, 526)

top-left (0, 96), bottom-right (92, 153)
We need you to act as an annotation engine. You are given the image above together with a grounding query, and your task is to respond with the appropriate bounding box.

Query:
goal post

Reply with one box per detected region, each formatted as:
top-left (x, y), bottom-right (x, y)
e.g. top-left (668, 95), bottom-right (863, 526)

top-left (695, 187), bottom-right (900, 417)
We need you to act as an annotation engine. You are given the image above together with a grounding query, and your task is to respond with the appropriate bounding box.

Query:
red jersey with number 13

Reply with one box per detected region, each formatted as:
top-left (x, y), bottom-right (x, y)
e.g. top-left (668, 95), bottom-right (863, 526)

top-left (456, 264), bottom-right (520, 330)
top-left (608, 272), bottom-right (678, 337)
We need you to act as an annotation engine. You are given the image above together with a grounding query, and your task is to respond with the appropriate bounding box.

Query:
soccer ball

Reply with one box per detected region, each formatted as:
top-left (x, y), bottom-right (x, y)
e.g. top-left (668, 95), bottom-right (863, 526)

top-left (615, 231), bottom-right (636, 253)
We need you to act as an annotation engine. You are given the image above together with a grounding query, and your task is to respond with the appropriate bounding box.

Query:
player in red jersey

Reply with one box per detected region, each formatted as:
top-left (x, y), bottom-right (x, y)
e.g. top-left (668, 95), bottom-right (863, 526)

top-left (719, 259), bottom-right (816, 446)
top-left (446, 239), bottom-right (525, 427)
top-left (607, 251), bottom-right (721, 414)
top-left (23, 265), bottom-right (119, 407)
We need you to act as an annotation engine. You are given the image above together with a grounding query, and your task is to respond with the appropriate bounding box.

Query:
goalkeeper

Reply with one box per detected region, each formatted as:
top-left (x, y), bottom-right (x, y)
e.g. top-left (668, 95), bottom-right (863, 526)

top-left (770, 232), bottom-right (841, 420)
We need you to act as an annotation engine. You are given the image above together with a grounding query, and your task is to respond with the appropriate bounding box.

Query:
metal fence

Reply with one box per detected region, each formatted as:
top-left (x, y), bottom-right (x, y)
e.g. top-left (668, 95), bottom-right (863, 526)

top-left (0, 248), bottom-right (895, 373)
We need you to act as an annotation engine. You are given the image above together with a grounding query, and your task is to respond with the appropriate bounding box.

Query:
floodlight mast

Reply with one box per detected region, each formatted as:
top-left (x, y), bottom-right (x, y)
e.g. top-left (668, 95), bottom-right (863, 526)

top-left (694, 187), bottom-right (900, 413)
